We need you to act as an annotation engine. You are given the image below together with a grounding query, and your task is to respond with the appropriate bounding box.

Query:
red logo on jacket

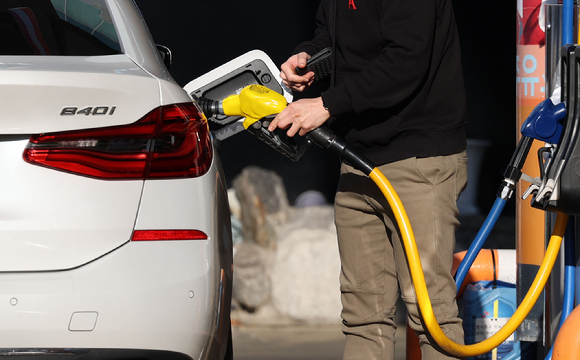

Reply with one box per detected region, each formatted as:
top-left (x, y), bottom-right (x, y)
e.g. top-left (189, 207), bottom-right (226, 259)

top-left (349, 0), bottom-right (357, 9)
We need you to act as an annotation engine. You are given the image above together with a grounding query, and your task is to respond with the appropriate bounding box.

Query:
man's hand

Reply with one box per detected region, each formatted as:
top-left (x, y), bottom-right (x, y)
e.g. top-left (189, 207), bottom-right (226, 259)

top-left (280, 52), bottom-right (315, 92)
top-left (268, 97), bottom-right (330, 137)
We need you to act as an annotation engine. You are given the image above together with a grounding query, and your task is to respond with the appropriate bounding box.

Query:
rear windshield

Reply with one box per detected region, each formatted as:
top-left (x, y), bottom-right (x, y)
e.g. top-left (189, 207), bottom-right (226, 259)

top-left (1, 0), bottom-right (121, 56)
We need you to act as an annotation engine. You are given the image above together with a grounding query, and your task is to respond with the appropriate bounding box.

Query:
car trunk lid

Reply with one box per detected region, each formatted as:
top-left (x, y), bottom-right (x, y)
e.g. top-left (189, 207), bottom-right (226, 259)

top-left (0, 55), bottom-right (160, 272)
top-left (0, 55), bottom-right (160, 134)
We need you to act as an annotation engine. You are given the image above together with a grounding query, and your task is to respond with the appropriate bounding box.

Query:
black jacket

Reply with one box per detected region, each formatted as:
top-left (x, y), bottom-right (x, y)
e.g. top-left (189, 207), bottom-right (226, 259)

top-left (295, 0), bottom-right (467, 165)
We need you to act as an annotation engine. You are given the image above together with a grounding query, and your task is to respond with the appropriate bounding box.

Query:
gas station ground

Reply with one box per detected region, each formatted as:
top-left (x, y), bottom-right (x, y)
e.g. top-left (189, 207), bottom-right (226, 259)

top-left (232, 324), bottom-right (406, 360)
top-left (231, 213), bottom-right (516, 360)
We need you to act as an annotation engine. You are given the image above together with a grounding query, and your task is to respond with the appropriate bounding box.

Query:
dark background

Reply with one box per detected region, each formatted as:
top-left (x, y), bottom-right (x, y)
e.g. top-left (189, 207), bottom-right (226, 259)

top-left (136, 0), bottom-right (516, 213)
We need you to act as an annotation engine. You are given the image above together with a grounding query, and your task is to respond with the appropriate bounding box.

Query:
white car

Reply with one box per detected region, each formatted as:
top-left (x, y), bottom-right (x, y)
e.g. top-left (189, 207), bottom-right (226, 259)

top-left (0, 1), bottom-right (233, 359)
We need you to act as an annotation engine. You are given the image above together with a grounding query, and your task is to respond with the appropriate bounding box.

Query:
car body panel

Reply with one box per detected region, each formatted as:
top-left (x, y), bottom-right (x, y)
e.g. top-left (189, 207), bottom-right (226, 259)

top-left (136, 178), bottom-right (214, 231)
top-left (0, 154), bottom-right (231, 360)
top-left (0, 138), bottom-right (143, 272)
top-left (160, 78), bottom-right (195, 106)
top-left (0, 55), bottom-right (160, 134)
top-left (107, 0), bottom-right (173, 82)
top-left (0, 240), bottom-right (215, 359)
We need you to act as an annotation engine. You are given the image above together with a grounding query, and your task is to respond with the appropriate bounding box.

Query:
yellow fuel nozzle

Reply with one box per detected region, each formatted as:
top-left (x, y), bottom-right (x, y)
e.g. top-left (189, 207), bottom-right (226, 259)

top-left (195, 84), bottom-right (306, 161)
top-left (221, 84), bottom-right (287, 129)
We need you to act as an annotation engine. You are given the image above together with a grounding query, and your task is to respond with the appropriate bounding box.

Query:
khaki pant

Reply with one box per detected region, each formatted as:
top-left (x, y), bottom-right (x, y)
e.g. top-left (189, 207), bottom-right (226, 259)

top-left (334, 151), bottom-right (468, 360)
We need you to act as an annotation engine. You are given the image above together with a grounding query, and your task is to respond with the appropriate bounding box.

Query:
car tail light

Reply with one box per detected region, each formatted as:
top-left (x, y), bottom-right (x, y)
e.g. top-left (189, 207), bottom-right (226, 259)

top-left (23, 103), bottom-right (212, 180)
top-left (131, 230), bottom-right (208, 241)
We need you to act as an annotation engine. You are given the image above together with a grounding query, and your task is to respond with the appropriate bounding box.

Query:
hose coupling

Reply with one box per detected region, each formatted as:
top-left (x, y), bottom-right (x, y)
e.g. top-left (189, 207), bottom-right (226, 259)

top-left (497, 179), bottom-right (516, 200)
top-left (307, 127), bottom-right (375, 175)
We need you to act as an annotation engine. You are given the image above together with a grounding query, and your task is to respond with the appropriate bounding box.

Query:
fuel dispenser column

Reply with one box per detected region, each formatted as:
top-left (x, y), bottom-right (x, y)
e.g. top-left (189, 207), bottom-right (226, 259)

top-left (516, 0), bottom-right (547, 343)
top-left (545, 2), bottom-right (567, 351)
top-left (545, 0), bottom-right (579, 351)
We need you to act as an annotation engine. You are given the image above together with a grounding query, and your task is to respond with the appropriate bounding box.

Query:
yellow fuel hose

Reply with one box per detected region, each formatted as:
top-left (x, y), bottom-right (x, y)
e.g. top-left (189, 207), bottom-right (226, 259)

top-left (369, 167), bottom-right (568, 358)
top-left (211, 87), bottom-right (566, 357)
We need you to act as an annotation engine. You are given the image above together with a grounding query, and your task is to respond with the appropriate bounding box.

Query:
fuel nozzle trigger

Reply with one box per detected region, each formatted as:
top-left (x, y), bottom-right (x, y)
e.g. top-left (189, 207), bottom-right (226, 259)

top-left (245, 116), bottom-right (311, 161)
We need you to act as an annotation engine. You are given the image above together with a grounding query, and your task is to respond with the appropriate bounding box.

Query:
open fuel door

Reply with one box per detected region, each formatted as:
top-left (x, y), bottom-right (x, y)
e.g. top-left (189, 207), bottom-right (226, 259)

top-left (184, 50), bottom-right (312, 161)
top-left (184, 50), bottom-right (293, 141)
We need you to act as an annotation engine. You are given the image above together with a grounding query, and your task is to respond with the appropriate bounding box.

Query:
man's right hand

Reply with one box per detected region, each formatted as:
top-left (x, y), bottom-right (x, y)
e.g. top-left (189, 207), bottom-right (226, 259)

top-left (280, 52), bottom-right (314, 92)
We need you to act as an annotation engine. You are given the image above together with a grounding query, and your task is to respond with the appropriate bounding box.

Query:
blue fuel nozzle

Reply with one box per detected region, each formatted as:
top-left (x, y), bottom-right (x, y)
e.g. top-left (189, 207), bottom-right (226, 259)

top-left (520, 99), bottom-right (567, 143)
top-left (499, 99), bottom-right (566, 200)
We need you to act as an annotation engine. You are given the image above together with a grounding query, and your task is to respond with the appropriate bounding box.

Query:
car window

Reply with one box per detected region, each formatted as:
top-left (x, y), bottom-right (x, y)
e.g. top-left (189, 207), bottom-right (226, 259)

top-left (1, 0), bottom-right (121, 56)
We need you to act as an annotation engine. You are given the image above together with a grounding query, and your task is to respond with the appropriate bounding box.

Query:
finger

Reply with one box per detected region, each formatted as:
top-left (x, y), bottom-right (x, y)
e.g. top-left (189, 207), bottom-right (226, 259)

top-left (296, 52), bottom-right (310, 69)
top-left (282, 53), bottom-right (310, 73)
top-left (299, 127), bottom-right (312, 137)
top-left (283, 79), bottom-right (296, 89)
top-left (269, 112), bottom-right (292, 132)
top-left (287, 71), bottom-right (311, 85)
top-left (268, 115), bottom-right (280, 132)
top-left (296, 59), bottom-right (307, 69)
top-left (286, 122), bottom-right (300, 138)
top-left (280, 61), bottom-right (295, 76)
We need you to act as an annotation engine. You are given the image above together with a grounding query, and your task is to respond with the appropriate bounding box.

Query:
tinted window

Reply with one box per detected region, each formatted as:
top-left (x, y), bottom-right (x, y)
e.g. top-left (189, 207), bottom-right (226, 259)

top-left (0, 0), bottom-right (121, 56)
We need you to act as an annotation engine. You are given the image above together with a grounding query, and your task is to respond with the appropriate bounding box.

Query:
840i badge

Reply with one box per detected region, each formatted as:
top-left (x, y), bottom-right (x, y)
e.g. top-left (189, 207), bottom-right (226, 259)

top-left (61, 106), bottom-right (117, 116)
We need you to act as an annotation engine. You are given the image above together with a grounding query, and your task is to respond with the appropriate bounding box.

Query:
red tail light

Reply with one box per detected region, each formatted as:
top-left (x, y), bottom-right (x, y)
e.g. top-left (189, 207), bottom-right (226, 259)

top-left (23, 103), bottom-right (212, 180)
top-left (131, 230), bottom-right (208, 241)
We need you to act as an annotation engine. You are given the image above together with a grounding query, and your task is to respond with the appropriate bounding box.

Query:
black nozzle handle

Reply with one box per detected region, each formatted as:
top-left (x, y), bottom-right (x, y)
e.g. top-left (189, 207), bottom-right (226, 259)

top-left (503, 135), bottom-right (534, 182)
top-left (307, 127), bottom-right (375, 175)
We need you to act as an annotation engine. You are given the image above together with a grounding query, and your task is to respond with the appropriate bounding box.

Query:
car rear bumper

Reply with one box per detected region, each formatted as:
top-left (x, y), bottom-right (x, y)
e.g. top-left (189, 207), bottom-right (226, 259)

top-left (0, 348), bottom-right (192, 360)
top-left (0, 240), bottom-right (226, 360)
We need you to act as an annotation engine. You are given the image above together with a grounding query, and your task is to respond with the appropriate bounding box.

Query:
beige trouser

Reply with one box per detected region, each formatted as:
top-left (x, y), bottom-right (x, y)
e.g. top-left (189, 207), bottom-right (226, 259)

top-left (334, 151), bottom-right (468, 360)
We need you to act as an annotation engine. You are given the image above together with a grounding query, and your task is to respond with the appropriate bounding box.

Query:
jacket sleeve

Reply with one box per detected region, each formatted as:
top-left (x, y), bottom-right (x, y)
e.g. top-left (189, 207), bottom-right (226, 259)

top-left (322, 0), bottom-right (440, 117)
top-left (293, 1), bottom-right (332, 56)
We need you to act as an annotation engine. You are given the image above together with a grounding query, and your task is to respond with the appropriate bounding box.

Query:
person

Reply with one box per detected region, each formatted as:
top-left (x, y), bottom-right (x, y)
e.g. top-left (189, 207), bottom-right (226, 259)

top-left (268, 0), bottom-right (468, 359)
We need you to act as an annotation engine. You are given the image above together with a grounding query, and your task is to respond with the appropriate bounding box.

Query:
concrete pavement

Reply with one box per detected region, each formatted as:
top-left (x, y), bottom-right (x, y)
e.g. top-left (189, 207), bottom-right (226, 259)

top-left (232, 324), bottom-right (407, 360)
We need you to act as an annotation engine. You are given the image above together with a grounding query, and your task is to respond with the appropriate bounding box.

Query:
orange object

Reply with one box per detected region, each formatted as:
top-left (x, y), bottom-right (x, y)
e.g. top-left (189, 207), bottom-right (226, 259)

top-left (407, 248), bottom-right (507, 359)
top-left (452, 249), bottom-right (498, 298)
top-left (552, 305), bottom-right (580, 359)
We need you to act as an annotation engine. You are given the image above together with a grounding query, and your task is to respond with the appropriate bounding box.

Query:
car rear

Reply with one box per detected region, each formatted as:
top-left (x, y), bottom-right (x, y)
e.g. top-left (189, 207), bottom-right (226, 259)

top-left (0, 1), bottom-right (232, 359)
